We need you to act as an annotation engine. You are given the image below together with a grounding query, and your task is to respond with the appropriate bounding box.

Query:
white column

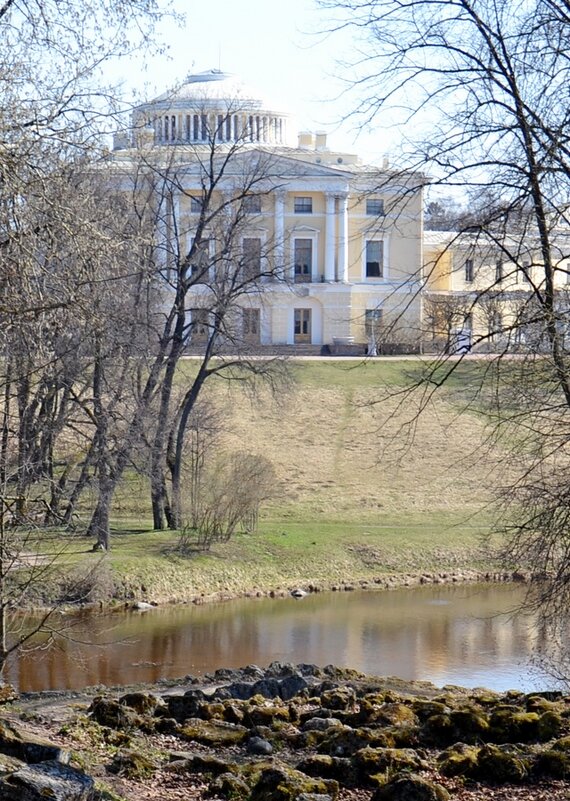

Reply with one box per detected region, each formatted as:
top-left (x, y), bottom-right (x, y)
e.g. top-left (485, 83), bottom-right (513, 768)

top-left (274, 191), bottom-right (288, 281)
top-left (338, 193), bottom-right (349, 282)
top-left (325, 193), bottom-right (336, 282)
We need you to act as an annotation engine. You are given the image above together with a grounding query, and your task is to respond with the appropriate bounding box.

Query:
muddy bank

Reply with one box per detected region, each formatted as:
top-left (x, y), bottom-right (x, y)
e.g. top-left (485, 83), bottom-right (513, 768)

top-left (127, 568), bottom-right (527, 608)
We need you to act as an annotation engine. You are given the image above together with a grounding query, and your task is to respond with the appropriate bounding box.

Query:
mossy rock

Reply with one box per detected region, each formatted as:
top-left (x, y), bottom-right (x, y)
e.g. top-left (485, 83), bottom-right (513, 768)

top-left (410, 699), bottom-right (449, 722)
top-left (449, 708), bottom-right (489, 743)
top-left (353, 747), bottom-right (424, 782)
top-left (437, 743), bottom-right (479, 777)
top-left (181, 718), bottom-right (248, 746)
top-left (475, 744), bottom-right (531, 783)
top-left (295, 755), bottom-right (352, 782)
top-left (197, 702), bottom-right (227, 721)
top-left (108, 750), bottom-right (157, 780)
top-left (553, 735), bottom-right (570, 752)
top-left (368, 703), bottom-right (418, 728)
top-left (247, 704), bottom-right (291, 726)
top-left (390, 725), bottom-right (420, 748)
top-left (222, 701), bottom-right (246, 725)
top-left (119, 692), bottom-right (161, 716)
top-left (320, 687), bottom-right (357, 711)
top-left (535, 748), bottom-right (570, 778)
top-left (208, 771), bottom-right (250, 800)
top-left (249, 765), bottom-right (338, 801)
top-left (167, 753), bottom-right (239, 777)
top-left (318, 726), bottom-right (395, 756)
top-left (537, 710), bottom-right (563, 741)
top-left (88, 697), bottom-right (144, 731)
top-left (371, 772), bottom-right (449, 801)
top-left (525, 695), bottom-right (560, 714)
top-left (488, 709), bottom-right (540, 743)
top-left (420, 713), bottom-right (455, 746)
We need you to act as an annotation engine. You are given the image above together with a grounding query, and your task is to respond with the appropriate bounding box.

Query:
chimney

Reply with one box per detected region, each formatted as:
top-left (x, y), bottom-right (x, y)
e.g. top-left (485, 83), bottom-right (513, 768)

top-left (315, 131), bottom-right (328, 151)
top-left (298, 131), bottom-right (315, 149)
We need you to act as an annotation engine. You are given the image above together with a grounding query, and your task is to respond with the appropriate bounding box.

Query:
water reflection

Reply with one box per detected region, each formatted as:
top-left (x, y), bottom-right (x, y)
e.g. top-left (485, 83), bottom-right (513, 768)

top-left (5, 583), bottom-right (557, 693)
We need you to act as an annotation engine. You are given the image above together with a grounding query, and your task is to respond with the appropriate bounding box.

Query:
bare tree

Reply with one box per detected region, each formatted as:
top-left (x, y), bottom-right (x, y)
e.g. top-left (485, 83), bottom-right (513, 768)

top-left (318, 0), bottom-right (570, 652)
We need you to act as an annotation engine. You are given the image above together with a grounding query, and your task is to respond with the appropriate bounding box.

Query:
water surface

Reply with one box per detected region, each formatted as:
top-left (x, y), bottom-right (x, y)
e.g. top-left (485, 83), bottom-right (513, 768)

top-left (6, 583), bottom-right (557, 693)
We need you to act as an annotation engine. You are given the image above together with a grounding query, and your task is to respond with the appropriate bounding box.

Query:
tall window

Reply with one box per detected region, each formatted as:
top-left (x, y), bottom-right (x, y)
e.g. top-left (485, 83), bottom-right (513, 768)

top-left (242, 308), bottom-right (260, 341)
top-left (495, 261), bottom-right (503, 284)
top-left (190, 238), bottom-right (210, 281)
top-left (522, 261), bottom-right (531, 283)
top-left (243, 195), bottom-right (262, 214)
top-left (294, 239), bottom-right (312, 282)
top-left (191, 308), bottom-right (209, 341)
top-left (465, 259), bottom-right (474, 283)
top-left (366, 240), bottom-right (383, 278)
top-left (294, 196), bottom-right (313, 214)
top-left (190, 196), bottom-right (203, 214)
top-left (366, 198), bottom-right (384, 215)
top-left (242, 238), bottom-right (262, 280)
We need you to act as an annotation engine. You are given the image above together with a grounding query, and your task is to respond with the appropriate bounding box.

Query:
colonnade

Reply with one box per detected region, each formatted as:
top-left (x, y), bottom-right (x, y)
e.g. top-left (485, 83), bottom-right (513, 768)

top-left (153, 112), bottom-right (287, 145)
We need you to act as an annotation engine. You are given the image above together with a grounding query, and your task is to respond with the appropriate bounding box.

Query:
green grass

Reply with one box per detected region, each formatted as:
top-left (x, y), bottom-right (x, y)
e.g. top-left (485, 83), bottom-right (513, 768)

top-left (29, 359), bottom-right (508, 604)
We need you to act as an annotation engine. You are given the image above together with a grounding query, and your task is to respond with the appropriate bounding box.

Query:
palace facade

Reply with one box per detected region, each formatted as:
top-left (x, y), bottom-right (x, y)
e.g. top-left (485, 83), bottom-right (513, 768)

top-left (111, 70), bottom-right (424, 354)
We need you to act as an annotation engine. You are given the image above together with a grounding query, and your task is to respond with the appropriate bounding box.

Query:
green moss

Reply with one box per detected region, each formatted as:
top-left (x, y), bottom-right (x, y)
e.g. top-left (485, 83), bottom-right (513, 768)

top-left (475, 744), bottom-right (530, 783)
top-left (108, 750), bottom-right (157, 780)
top-left (535, 749), bottom-right (570, 778)
top-left (354, 746), bottom-right (423, 782)
top-left (437, 743), bottom-right (479, 777)
top-left (249, 765), bottom-right (338, 801)
top-left (181, 718), bottom-right (248, 746)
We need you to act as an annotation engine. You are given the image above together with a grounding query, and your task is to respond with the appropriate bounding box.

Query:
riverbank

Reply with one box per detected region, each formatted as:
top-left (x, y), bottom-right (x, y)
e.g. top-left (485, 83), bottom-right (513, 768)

top-left (3, 663), bottom-right (570, 800)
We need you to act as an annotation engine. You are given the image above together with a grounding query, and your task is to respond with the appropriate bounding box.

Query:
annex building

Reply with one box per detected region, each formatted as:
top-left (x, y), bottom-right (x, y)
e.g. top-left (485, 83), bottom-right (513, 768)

top-left (111, 70), bottom-right (424, 354)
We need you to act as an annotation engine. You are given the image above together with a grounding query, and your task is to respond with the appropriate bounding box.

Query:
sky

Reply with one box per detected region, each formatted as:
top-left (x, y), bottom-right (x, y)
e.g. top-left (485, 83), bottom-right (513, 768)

top-left (119, 0), bottom-right (393, 165)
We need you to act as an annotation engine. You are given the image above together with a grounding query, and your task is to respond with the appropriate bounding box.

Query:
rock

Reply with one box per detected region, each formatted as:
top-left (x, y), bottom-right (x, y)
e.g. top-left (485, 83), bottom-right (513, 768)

top-left (0, 719), bottom-right (70, 764)
top-left (208, 771), bottom-right (250, 799)
top-left (119, 691), bottom-right (162, 715)
top-left (165, 752), bottom-right (238, 776)
top-left (437, 743), bottom-right (479, 777)
top-left (108, 750), bottom-right (157, 779)
top-left (280, 674), bottom-right (309, 700)
top-left (87, 697), bottom-right (143, 731)
top-left (164, 689), bottom-right (207, 721)
top-left (302, 717), bottom-right (345, 732)
top-left (246, 736), bottom-right (273, 755)
top-left (475, 744), bottom-right (530, 783)
top-left (249, 765), bottom-right (338, 801)
top-left (353, 747), bottom-right (425, 782)
top-left (181, 718), bottom-right (248, 746)
top-left (295, 754), bottom-right (352, 782)
top-left (133, 601), bottom-right (155, 610)
top-left (320, 687), bottom-right (357, 711)
top-left (0, 760), bottom-right (94, 800)
top-left (318, 726), bottom-right (395, 755)
top-left (371, 772), bottom-right (449, 801)
top-left (489, 708), bottom-right (541, 743)
top-left (535, 748), bottom-right (570, 778)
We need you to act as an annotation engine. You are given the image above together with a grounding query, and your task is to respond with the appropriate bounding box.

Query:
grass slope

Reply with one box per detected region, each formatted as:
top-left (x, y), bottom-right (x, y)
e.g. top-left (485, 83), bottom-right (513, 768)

top-left (90, 359), bottom-right (502, 603)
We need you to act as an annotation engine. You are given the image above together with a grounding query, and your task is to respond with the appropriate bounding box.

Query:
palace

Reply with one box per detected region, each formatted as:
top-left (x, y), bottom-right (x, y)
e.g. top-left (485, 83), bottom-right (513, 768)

top-left (111, 70), bottom-right (424, 354)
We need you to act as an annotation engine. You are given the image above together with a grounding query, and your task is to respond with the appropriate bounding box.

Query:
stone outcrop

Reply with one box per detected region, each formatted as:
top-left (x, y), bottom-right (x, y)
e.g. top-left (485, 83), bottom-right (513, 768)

top-left (5, 661), bottom-right (570, 800)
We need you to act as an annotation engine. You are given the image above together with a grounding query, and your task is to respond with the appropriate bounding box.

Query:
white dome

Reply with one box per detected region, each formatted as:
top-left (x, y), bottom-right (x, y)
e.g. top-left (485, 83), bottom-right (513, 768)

top-left (133, 70), bottom-right (291, 148)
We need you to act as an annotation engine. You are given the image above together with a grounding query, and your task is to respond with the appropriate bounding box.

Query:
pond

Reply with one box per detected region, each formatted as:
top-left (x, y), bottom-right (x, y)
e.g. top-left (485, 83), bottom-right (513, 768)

top-left (6, 583), bottom-right (560, 693)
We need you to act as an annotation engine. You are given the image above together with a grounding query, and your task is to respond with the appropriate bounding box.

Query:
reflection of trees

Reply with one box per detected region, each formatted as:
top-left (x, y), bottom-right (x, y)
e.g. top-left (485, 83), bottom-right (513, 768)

top-left (6, 585), bottom-right (553, 691)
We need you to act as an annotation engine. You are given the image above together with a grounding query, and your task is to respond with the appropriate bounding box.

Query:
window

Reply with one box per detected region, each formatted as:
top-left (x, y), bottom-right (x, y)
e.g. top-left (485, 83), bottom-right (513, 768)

top-left (294, 309), bottom-right (311, 342)
top-left (190, 238), bottom-right (210, 281)
top-left (190, 196), bottom-right (203, 214)
top-left (242, 238), bottom-right (262, 280)
top-left (294, 196), bottom-right (313, 214)
top-left (191, 309), bottom-right (209, 341)
top-left (522, 261), bottom-right (531, 283)
top-left (488, 310), bottom-right (502, 341)
top-left (243, 195), bottom-right (262, 214)
top-left (242, 308), bottom-right (260, 341)
top-left (495, 261), bottom-right (503, 284)
top-left (366, 240), bottom-right (384, 278)
top-left (366, 198), bottom-right (384, 216)
top-left (294, 239), bottom-right (312, 282)
top-left (465, 259), bottom-right (474, 283)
